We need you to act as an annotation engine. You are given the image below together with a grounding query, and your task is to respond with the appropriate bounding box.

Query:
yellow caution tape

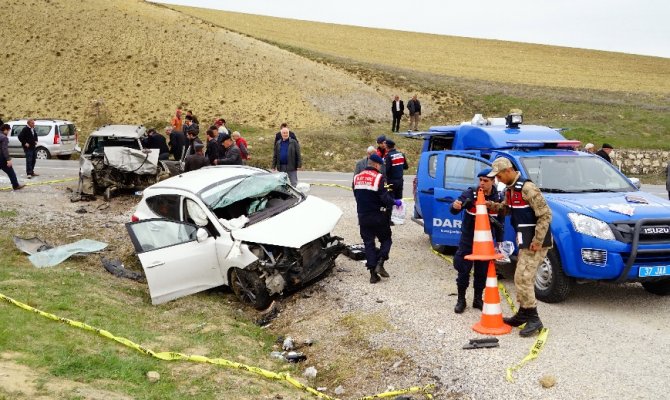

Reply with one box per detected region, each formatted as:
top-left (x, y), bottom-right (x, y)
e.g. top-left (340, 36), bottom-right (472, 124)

top-left (505, 328), bottom-right (549, 383)
top-left (0, 177), bottom-right (77, 191)
top-left (430, 248), bottom-right (453, 264)
top-left (0, 292), bottom-right (433, 399)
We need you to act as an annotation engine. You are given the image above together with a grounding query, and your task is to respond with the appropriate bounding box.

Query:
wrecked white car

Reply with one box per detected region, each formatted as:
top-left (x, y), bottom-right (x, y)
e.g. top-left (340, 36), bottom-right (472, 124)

top-left (126, 166), bottom-right (344, 309)
top-left (78, 125), bottom-right (180, 200)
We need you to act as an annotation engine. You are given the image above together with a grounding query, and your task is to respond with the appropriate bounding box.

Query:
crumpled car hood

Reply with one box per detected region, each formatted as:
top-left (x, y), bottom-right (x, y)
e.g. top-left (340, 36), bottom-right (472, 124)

top-left (231, 196), bottom-right (342, 248)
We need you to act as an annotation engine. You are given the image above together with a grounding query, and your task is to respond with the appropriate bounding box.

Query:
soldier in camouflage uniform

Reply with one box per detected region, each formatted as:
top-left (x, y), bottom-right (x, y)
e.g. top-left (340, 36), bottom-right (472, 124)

top-left (486, 157), bottom-right (552, 337)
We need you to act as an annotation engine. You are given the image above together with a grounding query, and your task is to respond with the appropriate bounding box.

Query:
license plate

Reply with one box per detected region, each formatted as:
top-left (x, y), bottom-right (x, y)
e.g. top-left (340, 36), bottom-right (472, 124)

top-left (638, 266), bottom-right (670, 277)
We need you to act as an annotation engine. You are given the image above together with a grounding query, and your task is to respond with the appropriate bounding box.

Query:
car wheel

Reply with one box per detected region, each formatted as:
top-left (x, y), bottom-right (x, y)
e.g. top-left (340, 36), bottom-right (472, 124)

top-left (429, 234), bottom-right (447, 254)
top-left (641, 279), bottom-right (670, 296)
top-left (230, 268), bottom-right (271, 310)
top-left (36, 147), bottom-right (51, 160)
top-left (534, 247), bottom-right (573, 303)
top-left (57, 154), bottom-right (71, 160)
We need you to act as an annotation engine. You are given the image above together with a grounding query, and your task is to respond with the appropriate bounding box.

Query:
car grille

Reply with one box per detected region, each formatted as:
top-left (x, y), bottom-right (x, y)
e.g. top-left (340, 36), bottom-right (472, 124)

top-left (610, 222), bottom-right (670, 244)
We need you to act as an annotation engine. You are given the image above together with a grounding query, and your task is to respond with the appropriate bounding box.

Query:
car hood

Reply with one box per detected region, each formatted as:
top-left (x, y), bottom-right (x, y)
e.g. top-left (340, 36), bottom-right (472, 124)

top-left (548, 191), bottom-right (670, 222)
top-left (231, 196), bottom-right (343, 248)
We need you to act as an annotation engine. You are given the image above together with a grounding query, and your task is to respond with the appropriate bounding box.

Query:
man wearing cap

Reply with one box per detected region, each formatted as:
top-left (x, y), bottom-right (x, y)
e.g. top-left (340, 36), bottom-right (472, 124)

top-left (596, 143), bottom-right (614, 163)
top-left (375, 135), bottom-right (388, 159)
top-left (353, 153), bottom-right (401, 283)
top-left (184, 142), bottom-right (208, 172)
top-left (384, 139), bottom-right (409, 200)
top-left (391, 95), bottom-right (404, 133)
top-left (450, 168), bottom-right (504, 313)
top-left (214, 133), bottom-right (243, 165)
top-left (486, 157), bottom-right (552, 337)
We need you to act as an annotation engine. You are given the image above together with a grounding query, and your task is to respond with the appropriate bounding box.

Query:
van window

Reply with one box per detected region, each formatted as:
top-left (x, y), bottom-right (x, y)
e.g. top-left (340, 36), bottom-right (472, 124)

top-left (444, 156), bottom-right (489, 187)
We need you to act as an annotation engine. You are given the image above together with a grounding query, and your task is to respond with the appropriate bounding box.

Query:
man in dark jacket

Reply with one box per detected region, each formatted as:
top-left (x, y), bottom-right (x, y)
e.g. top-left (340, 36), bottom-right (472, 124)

top-left (167, 126), bottom-right (186, 161)
top-left (450, 168), bottom-right (504, 313)
top-left (596, 143), bottom-right (614, 163)
top-left (1, 124), bottom-right (24, 190)
top-left (384, 139), bottom-right (409, 200)
top-left (184, 143), bottom-right (209, 172)
top-left (391, 95), bottom-right (404, 132)
top-left (18, 119), bottom-right (39, 177)
top-left (142, 128), bottom-right (170, 160)
top-left (204, 129), bottom-right (220, 165)
top-left (272, 126), bottom-right (301, 186)
top-left (353, 153), bottom-right (401, 283)
top-left (214, 133), bottom-right (243, 165)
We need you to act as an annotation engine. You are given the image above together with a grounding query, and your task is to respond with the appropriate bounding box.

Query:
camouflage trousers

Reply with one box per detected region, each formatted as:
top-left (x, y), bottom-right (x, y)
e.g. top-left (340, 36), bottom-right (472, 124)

top-left (515, 248), bottom-right (549, 308)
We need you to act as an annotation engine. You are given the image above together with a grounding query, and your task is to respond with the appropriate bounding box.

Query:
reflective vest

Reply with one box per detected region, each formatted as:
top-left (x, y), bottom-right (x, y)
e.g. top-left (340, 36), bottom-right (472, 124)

top-left (506, 178), bottom-right (552, 249)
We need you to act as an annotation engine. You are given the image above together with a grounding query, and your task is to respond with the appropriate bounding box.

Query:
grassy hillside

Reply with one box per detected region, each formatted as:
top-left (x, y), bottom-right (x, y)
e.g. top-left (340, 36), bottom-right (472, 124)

top-left (171, 4), bottom-right (670, 154)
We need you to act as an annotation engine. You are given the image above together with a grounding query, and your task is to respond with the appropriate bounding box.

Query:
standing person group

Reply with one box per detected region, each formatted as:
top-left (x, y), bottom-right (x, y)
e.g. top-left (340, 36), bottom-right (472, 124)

top-left (390, 94), bottom-right (421, 132)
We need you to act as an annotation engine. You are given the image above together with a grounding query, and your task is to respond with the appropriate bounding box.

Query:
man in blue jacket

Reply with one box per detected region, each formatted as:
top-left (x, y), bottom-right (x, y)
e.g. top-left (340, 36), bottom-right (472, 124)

top-left (450, 168), bottom-right (504, 313)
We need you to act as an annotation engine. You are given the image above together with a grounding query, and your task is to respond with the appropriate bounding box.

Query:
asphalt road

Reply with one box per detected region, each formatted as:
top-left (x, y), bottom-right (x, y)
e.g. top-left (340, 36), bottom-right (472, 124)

top-left (1, 159), bottom-right (666, 199)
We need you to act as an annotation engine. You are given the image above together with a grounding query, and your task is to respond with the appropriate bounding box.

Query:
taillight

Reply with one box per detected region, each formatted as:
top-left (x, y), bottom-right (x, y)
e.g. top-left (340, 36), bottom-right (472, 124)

top-left (53, 130), bottom-right (61, 144)
top-left (131, 215), bottom-right (139, 222)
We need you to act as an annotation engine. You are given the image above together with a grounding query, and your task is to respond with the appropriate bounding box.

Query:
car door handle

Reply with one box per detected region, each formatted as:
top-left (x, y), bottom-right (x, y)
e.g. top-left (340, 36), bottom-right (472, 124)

top-left (420, 188), bottom-right (434, 194)
top-left (147, 261), bottom-right (165, 268)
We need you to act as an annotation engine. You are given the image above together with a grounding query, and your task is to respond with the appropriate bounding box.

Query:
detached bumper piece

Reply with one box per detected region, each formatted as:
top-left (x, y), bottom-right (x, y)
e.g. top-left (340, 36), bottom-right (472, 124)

top-left (462, 337), bottom-right (500, 350)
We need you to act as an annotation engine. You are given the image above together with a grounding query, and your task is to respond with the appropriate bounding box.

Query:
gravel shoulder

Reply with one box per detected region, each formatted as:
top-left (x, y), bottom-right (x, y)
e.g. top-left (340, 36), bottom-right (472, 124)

top-left (2, 178), bottom-right (669, 399)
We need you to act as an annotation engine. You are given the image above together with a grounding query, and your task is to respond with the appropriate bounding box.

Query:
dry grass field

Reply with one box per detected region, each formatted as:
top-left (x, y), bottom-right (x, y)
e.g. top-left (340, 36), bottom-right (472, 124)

top-left (171, 6), bottom-right (670, 94)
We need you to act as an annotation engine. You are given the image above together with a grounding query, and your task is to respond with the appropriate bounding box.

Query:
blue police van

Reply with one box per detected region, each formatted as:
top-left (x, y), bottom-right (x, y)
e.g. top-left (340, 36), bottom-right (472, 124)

top-left (407, 113), bottom-right (670, 303)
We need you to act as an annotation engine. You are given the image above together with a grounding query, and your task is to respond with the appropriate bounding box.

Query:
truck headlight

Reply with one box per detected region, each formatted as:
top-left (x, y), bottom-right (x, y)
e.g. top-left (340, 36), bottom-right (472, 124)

top-left (568, 213), bottom-right (615, 240)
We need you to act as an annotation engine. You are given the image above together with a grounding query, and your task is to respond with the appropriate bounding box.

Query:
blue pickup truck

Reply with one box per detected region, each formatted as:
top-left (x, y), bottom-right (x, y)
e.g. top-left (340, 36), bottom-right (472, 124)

top-left (407, 113), bottom-right (670, 302)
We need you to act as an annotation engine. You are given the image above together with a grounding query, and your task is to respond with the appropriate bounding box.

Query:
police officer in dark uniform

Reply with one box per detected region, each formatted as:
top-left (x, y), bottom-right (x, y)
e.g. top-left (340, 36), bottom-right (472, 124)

top-left (450, 168), bottom-right (504, 313)
top-left (353, 154), bottom-right (401, 283)
top-left (384, 139), bottom-right (408, 200)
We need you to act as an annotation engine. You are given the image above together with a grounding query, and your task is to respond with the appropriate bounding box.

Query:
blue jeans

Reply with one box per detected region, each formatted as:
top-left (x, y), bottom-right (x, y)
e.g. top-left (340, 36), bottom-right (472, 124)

top-left (24, 148), bottom-right (36, 175)
top-left (1, 160), bottom-right (20, 188)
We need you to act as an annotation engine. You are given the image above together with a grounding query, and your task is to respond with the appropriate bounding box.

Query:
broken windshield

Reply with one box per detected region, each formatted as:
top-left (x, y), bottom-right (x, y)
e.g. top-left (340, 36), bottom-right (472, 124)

top-left (202, 172), bottom-right (298, 210)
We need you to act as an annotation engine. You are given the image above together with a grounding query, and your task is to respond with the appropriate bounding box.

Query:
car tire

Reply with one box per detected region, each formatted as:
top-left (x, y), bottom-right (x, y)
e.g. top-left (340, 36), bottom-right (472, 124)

top-left (534, 247), bottom-right (573, 303)
top-left (429, 235), bottom-right (447, 254)
top-left (35, 147), bottom-right (51, 160)
top-left (57, 154), bottom-right (71, 160)
top-left (230, 268), bottom-right (271, 310)
top-left (641, 279), bottom-right (670, 296)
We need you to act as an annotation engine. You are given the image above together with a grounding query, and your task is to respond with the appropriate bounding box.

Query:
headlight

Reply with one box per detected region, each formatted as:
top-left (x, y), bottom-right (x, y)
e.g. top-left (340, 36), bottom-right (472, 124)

top-left (568, 213), bottom-right (615, 240)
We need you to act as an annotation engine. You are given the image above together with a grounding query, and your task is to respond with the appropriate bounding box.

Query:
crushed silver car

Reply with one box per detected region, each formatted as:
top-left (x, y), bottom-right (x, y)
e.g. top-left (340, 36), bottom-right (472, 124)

top-left (78, 125), bottom-right (180, 200)
top-left (126, 166), bottom-right (344, 309)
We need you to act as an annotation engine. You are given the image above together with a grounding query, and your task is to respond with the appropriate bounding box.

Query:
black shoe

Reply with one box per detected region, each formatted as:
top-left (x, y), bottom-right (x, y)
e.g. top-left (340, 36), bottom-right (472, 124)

top-left (375, 259), bottom-right (390, 278)
top-left (503, 308), bottom-right (529, 327)
top-left (519, 307), bottom-right (543, 337)
top-left (369, 270), bottom-right (381, 284)
top-left (454, 288), bottom-right (466, 314)
top-left (472, 294), bottom-right (483, 310)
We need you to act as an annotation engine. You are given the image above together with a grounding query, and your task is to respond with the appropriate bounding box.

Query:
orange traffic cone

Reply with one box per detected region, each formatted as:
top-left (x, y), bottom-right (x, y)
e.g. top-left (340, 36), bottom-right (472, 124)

top-left (472, 261), bottom-right (512, 335)
top-left (465, 188), bottom-right (503, 261)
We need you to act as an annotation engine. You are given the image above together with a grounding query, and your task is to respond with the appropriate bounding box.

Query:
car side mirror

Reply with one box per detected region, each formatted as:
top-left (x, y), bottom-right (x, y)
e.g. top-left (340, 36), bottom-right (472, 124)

top-left (628, 177), bottom-right (641, 189)
top-left (196, 228), bottom-right (209, 243)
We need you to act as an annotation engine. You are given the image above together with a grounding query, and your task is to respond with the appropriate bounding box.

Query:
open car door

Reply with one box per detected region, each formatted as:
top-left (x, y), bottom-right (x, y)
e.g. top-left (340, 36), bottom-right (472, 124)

top-left (126, 219), bottom-right (224, 305)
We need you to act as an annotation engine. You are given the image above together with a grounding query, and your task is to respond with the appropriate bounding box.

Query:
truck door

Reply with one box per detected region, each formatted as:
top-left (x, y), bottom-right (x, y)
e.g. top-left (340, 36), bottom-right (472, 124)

top-left (429, 151), bottom-right (491, 247)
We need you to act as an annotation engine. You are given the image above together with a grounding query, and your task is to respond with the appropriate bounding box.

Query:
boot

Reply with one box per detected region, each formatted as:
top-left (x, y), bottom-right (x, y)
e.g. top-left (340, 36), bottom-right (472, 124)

top-left (454, 288), bottom-right (466, 314)
top-left (472, 289), bottom-right (483, 310)
top-left (375, 259), bottom-right (390, 278)
top-left (519, 307), bottom-right (543, 337)
top-left (369, 269), bottom-right (381, 284)
top-left (503, 307), bottom-right (529, 327)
